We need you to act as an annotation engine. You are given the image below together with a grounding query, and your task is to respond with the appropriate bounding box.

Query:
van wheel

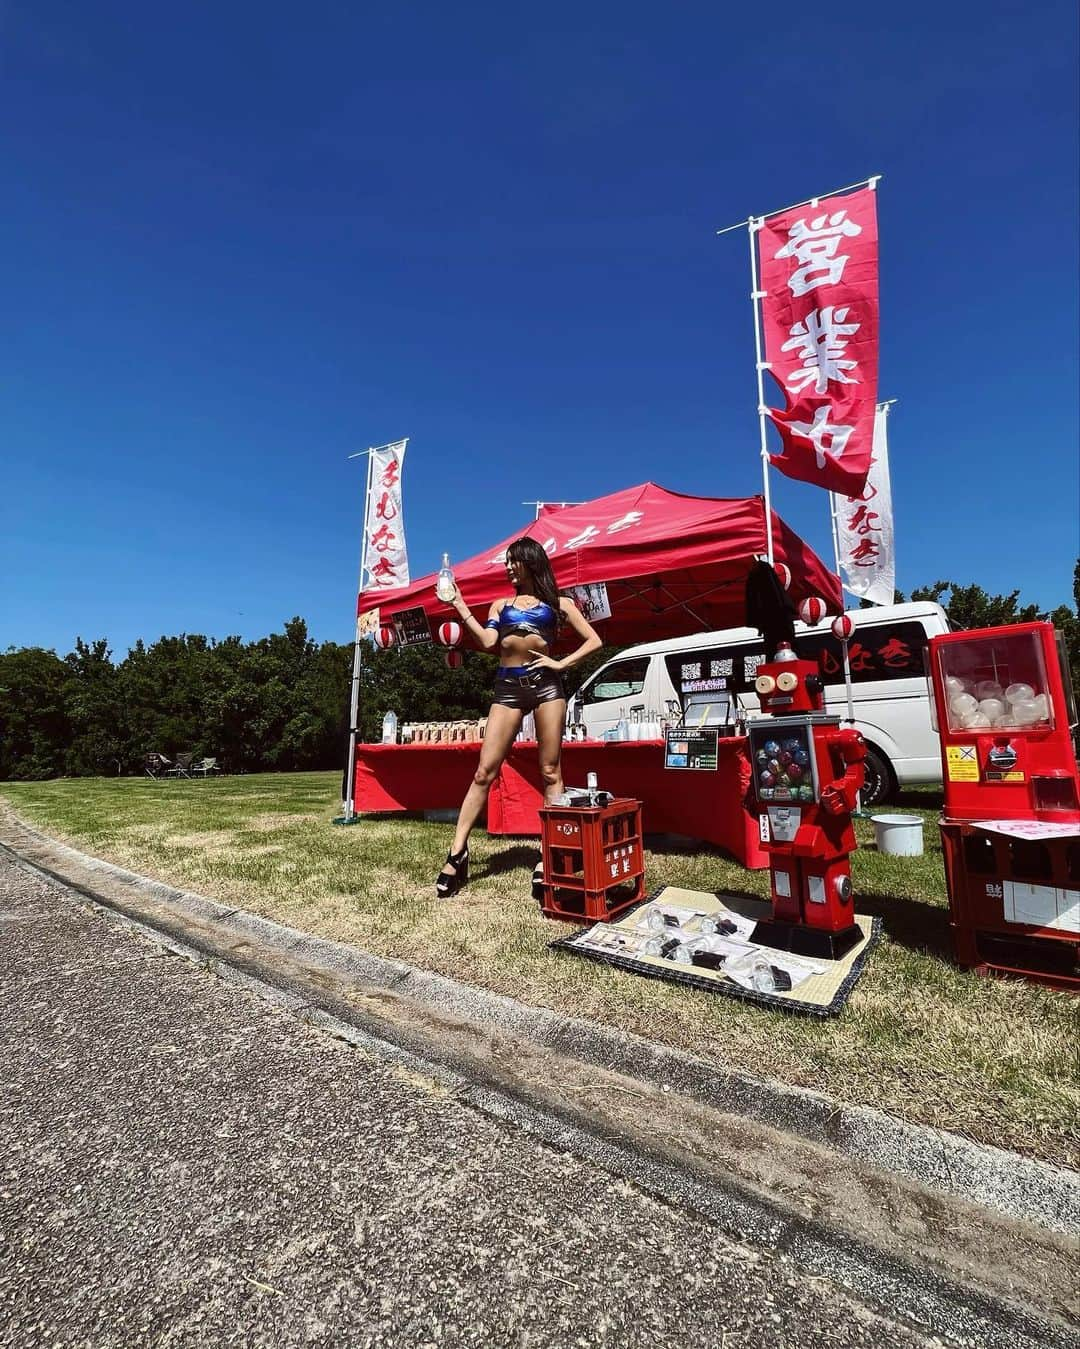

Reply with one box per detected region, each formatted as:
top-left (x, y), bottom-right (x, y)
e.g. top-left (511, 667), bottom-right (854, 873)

top-left (860, 747), bottom-right (894, 808)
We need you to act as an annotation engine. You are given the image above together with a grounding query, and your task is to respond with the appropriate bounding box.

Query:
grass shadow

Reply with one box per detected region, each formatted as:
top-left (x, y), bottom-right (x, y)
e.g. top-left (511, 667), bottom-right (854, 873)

top-left (891, 787), bottom-right (944, 812)
top-left (476, 843), bottom-right (538, 878)
top-left (853, 889), bottom-right (953, 959)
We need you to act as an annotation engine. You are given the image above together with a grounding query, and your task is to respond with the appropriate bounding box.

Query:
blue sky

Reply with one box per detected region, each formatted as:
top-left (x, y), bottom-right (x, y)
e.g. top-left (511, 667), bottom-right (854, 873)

top-left (4, 2), bottom-right (1078, 657)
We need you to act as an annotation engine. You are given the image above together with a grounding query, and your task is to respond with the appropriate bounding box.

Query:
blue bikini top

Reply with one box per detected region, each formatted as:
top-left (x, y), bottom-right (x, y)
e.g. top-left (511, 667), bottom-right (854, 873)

top-left (486, 599), bottom-right (558, 645)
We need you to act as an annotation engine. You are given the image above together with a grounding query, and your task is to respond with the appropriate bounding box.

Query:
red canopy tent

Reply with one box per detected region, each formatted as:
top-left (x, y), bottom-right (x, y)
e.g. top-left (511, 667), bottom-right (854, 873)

top-left (359, 482), bottom-right (840, 647)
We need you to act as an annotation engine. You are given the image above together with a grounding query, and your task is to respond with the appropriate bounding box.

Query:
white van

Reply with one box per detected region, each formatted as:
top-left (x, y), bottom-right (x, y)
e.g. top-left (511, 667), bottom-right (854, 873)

top-left (572, 602), bottom-right (950, 806)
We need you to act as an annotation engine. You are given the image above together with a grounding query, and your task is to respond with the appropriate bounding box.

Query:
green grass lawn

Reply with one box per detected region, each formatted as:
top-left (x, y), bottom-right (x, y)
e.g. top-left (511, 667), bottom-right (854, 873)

top-left (3, 771), bottom-right (1077, 1169)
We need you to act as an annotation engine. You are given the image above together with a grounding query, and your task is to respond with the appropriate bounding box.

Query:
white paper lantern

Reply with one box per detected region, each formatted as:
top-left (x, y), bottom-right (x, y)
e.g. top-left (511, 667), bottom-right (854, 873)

top-left (373, 625), bottom-right (396, 650)
top-left (798, 597), bottom-right (826, 626)
top-left (437, 621), bottom-right (462, 647)
top-left (831, 614), bottom-right (855, 641)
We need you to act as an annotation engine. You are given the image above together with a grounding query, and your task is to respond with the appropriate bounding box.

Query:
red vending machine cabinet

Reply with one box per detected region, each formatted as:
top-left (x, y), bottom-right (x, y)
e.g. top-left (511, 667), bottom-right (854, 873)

top-left (927, 622), bottom-right (1080, 989)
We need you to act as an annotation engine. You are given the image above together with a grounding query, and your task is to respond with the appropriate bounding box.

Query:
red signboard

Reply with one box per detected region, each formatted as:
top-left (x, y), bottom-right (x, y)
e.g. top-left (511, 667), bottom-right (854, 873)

top-left (758, 185), bottom-right (879, 496)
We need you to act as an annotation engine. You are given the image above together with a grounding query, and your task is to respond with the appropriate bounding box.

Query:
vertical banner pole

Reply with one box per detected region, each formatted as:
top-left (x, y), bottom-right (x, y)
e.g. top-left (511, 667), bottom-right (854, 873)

top-left (841, 638), bottom-right (855, 725)
top-left (747, 217), bottom-right (775, 565)
top-left (829, 491), bottom-right (845, 591)
top-left (342, 449), bottom-right (376, 822)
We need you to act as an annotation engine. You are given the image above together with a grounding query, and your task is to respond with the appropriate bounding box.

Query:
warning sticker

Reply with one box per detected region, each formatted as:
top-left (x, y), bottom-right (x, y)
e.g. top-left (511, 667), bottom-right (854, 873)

top-left (985, 771), bottom-right (1025, 783)
top-left (946, 744), bottom-right (979, 782)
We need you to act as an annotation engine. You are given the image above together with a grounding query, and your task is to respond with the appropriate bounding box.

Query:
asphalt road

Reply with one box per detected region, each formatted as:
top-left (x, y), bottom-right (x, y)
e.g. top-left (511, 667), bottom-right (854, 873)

top-left (0, 853), bottom-right (966, 1348)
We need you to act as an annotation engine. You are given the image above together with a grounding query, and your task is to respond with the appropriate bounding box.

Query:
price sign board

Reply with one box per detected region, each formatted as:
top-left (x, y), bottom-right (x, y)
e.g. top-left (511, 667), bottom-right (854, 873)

top-left (664, 727), bottom-right (719, 771)
top-left (392, 605), bottom-right (433, 646)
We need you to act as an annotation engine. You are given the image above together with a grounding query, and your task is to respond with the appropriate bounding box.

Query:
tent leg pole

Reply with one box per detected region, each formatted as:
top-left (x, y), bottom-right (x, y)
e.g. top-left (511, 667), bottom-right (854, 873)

top-left (747, 216), bottom-right (775, 566)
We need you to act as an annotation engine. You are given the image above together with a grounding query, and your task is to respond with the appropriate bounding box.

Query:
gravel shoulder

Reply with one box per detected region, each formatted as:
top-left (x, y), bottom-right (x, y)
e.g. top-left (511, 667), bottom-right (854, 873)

top-left (0, 851), bottom-right (975, 1349)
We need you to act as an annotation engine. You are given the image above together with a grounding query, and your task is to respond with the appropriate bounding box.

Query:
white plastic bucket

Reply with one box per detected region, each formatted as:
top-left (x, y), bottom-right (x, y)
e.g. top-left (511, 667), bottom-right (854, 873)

top-left (870, 814), bottom-right (925, 857)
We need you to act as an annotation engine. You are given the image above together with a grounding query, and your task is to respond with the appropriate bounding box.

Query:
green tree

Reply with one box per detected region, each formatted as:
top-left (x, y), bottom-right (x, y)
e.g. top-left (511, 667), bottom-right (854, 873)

top-left (0, 647), bottom-right (71, 779)
top-left (898, 560), bottom-right (1080, 692)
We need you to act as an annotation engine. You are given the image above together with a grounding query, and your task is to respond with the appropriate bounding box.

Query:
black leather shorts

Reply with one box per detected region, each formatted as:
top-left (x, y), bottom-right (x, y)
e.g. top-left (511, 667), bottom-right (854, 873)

top-left (492, 667), bottom-right (566, 711)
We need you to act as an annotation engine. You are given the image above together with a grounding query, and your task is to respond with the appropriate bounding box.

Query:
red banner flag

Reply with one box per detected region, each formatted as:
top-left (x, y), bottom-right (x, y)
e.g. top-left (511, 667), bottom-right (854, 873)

top-left (758, 185), bottom-right (879, 496)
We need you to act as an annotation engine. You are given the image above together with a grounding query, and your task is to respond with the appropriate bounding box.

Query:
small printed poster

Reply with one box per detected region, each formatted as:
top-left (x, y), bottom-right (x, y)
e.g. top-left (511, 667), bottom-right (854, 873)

top-left (946, 744), bottom-right (979, 782)
top-left (568, 582), bottom-right (611, 623)
top-left (357, 608), bottom-right (381, 639)
top-left (392, 605), bottom-right (433, 646)
top-left (665, 727), bottom-right (719, 771)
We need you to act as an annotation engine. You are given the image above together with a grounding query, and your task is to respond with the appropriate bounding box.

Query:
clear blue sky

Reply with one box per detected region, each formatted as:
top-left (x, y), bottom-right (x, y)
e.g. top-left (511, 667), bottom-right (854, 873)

top-left (4, 1), bottom-right (1077, 657)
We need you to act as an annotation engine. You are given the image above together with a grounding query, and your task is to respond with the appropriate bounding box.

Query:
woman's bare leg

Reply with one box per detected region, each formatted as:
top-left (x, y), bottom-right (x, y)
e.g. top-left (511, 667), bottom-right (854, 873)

top-left (443, 703), bottom-right (523, 871)
top-left (533, 698), bottom-right (567, 803)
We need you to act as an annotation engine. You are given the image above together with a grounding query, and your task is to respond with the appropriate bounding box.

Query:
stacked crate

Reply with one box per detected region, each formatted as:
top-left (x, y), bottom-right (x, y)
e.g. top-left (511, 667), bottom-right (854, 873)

top-left (538, 797), bottom-right (645, 923)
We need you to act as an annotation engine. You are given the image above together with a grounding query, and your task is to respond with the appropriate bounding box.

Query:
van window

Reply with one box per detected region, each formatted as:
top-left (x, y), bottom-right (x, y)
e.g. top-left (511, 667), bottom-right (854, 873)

top-left (662, 620), bottom-right (931, 697)
top-left (664, 644), bottom-right (766, 697)
top-left (800, 621), bottom-right (929, 685)
top-left (582, 656), bottom-right (650, 704)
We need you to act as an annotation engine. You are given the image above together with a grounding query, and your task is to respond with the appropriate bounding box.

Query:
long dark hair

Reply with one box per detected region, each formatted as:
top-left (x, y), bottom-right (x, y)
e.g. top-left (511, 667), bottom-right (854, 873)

top-left (507, 537), bottom-right (561, 616)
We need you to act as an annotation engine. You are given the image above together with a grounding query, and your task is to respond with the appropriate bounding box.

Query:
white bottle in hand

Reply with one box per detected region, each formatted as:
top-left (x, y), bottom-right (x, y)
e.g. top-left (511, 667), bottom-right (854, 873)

top-left (436, 553), bottom-right (456, 602)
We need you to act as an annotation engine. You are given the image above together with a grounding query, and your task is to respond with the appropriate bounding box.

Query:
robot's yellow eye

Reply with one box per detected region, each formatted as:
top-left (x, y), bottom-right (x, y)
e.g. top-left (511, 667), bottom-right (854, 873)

top-left (776, 671), bottom-right (799, 692)
top-left (755, 674), bottom-right (776, 695)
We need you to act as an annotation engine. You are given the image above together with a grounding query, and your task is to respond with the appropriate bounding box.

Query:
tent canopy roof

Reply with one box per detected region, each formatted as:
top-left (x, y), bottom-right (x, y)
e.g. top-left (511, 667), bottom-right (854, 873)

top-left (359, 481), bottom-right (841, 647)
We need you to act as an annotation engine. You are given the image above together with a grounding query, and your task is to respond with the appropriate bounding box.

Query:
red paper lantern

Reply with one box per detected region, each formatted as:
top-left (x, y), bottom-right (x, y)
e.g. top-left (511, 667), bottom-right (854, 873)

top-left (798, 597), bottom-right (826, 626)
top-left (437, 621), bottom-right (462, 647)
top-left (373, 625), bottom-right (396, 649)
top-left (831, 613), bottom-right (855, 641)
top-left (773, 562), bottom-right (792, 590)
top-left (444, 648), bottom-right (464, 670)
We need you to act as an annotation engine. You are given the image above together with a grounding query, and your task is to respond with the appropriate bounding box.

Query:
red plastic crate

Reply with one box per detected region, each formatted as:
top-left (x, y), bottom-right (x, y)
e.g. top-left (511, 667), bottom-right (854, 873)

top-left (939, 820), bottom-right (1080, 990)
top-left (538, 797), bottom-right (646, 924)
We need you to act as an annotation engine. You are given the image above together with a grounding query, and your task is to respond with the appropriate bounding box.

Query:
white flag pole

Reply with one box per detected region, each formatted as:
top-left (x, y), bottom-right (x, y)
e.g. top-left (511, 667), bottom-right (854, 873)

top-left (341, 447), bottom-right (377, 823)
top-left (747, 216), bottom-right (775, 565)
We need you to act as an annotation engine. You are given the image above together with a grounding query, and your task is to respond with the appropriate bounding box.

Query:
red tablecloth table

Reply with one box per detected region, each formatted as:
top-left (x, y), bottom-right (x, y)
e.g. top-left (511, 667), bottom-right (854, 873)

top-left (354, 739), bottom-right (766, 869)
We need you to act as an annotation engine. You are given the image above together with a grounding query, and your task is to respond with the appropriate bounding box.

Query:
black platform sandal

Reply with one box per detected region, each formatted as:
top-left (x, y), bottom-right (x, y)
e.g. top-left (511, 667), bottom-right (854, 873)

top-left (436, 846), bottom-right (469, 899)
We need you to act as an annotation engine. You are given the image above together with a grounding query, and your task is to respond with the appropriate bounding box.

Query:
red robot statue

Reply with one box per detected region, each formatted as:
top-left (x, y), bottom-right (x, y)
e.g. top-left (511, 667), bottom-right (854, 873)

top-left (746, 642), bottom-right (867, 960)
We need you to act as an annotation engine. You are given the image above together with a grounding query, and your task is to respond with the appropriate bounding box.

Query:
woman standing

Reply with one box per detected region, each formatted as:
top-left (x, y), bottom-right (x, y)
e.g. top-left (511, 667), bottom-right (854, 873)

top-left (435, 537), bottom-right (602, 898)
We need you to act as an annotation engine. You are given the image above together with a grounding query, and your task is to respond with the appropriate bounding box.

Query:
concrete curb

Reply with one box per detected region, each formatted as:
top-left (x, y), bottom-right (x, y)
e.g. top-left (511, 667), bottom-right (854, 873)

top-left (2, 809), bottom-right (1077, 1243)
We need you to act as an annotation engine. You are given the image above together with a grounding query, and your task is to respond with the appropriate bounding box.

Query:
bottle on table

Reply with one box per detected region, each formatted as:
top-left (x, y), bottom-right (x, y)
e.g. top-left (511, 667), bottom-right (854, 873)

top-left (381, 710), bottom-right (399, 744)
top-left (587, 771), bottom-right (599, 807)
top-left (435, 553), bottom-right (456, 602)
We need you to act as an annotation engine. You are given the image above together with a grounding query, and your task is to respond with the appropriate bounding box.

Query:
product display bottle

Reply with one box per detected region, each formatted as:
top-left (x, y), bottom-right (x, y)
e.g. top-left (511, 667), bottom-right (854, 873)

top-left (435, 553), bottom-right (456, 602)
top-left (381, 710), bottom-right (398, 744)
top-left (587, 771), bottom-right (599, 807)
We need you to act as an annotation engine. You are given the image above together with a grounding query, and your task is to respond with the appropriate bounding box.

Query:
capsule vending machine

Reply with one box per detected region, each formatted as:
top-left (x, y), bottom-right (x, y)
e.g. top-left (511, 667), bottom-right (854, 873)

top-left (928, 621), bottom-right (1080, 988)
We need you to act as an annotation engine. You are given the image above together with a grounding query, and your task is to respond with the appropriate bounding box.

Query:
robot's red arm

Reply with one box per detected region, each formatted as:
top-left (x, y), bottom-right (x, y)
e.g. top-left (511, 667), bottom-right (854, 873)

top-left (820, 729), bottom-right (867, 816)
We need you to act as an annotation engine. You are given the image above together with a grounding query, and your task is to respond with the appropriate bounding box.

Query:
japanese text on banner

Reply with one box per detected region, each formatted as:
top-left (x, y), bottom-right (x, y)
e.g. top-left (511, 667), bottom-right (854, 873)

top-left (758, 186), bottom-right (879, 496)
top-left (831, 403), bottom-right (895, 605)
top-left (363, 441), bottom-right (410, 589)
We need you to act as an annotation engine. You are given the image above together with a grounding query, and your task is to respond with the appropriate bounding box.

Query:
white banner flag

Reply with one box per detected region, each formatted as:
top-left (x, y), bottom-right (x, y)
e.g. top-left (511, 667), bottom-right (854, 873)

top-left (831, 403), bottom-right (894, 605)
top-left (362, 440), bottom-right (410, 590)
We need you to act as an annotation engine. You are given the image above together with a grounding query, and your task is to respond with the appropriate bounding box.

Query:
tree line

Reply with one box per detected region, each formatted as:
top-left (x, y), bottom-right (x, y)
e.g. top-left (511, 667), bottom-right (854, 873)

top-left (1, 568), bottom-right (1076, 781)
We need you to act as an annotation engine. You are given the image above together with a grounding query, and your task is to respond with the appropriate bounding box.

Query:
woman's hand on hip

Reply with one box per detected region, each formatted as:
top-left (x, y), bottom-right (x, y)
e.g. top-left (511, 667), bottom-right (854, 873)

top-left (527, 652), bottom-right (563, 672)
